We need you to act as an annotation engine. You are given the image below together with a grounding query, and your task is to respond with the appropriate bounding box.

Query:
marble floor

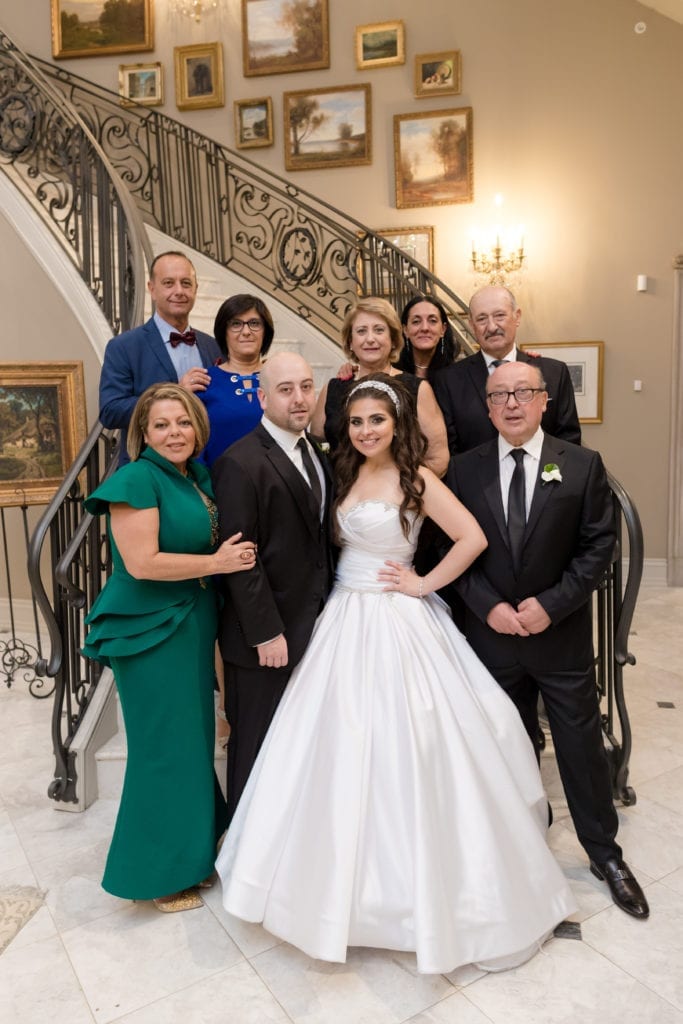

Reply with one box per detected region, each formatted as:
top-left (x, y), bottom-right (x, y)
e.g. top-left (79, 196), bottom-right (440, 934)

top-left (1, 586), bottom-right (682, 1024)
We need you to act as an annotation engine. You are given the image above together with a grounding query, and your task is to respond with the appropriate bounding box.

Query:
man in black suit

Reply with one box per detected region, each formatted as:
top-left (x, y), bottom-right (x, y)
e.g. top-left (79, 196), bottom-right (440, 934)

top-left (212, 352), bottom-right (334, 822)
top-left (447, 360), bottom-right (649, 919)
top-left (433, 285), bottom-right (581, 453)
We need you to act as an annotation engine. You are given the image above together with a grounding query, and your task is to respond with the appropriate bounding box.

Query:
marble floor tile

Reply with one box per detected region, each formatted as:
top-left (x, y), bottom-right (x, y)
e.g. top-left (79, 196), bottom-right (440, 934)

top-left (582, 881), bottom-right (683, 1012)
top-left (9, 796), bottom-right (118, 863)
top-left (463, 935), bottom-right (683, 1024)
top-left (31, 837), bottom-right (124, 932)
top-left (610, 794), bottom-right (683, 880)
top-left (113, 960), bottom-right (292, 1023)
top-left (0, 934), bottom-right (96, 1024)
top-left (5, 904), bottom-right (57, 952)
top-left (251, 943), bottom-right (452, 1024)
top-left (636, 763), bottom-right (683, 817)
top-left (61, 900), bottom-right (244, 1023)
top-left (202, 881), bottom-right (283, 958)
top-left (660, 865), bottom-right (683, 896)
top-left (0, 808), bottom-right (30, 873)
top-left (403, 991), bottom-right (492, 1023)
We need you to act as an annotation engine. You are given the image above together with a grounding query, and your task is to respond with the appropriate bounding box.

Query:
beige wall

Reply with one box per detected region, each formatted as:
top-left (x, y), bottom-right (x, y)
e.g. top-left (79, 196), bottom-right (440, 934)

top-left (2, 0), bottom-right (682, 559)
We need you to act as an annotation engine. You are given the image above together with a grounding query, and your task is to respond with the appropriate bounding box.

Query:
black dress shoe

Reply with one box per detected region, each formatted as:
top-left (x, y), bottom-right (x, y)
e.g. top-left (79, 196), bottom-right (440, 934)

top-left (590, 858), bottom-right (650, 919)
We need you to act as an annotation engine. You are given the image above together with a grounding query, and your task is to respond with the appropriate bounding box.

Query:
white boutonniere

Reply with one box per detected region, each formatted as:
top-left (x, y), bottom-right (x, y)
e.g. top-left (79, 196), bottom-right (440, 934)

top-left (541, 463), bottom-right (562, 485)
top-left (315, 441), bottom-right (330, 454)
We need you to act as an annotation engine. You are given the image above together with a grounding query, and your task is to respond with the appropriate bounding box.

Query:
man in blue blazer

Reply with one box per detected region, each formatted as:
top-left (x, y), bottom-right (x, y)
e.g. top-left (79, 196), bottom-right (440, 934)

top-left (99, 251), bottom-right (221, 463)
top-left (447, 360), bottom-right (648, 920)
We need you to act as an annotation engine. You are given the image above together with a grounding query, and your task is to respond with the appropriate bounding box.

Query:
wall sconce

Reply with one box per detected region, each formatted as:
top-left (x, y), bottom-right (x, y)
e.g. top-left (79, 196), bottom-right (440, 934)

top-left (471, 225), bottom-right (525, 284)
top-left (171, 0), bottom-right (218, 22)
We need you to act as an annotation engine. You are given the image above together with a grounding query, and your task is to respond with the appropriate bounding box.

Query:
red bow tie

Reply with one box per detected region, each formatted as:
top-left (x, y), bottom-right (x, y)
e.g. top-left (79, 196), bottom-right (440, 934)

top-left (169, 330), bottom-right (196, 347)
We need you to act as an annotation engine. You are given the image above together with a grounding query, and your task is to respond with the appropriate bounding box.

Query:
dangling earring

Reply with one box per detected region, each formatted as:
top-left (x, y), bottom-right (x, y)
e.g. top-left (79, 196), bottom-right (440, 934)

top-left (440, 336), bottom-right (444, 355)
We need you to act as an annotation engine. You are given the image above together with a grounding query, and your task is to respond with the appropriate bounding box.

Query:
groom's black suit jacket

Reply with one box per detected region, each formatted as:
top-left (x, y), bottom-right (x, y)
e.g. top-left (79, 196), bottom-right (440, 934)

top-left (212, 422), bottom-right (334, 670)
top-left (447, 433), bottom-right (614, 673)
top-left (433, 350), bottom-right (581, 454)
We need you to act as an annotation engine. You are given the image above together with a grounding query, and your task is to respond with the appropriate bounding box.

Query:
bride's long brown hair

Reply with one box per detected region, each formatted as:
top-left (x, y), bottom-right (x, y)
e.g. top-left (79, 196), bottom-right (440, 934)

top-left (332, 374), bottom-right (428, 540)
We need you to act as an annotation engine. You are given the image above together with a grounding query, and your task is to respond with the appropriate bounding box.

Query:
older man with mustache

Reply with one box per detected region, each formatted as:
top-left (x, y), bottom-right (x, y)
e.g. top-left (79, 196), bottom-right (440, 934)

top-left (433, 285), bottom-right (581, 454)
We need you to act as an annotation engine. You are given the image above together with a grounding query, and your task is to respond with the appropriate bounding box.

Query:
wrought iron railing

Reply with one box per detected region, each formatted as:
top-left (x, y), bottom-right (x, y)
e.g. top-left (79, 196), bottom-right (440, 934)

top-left (27, 424), bottom-right (120, 803)
top-left (0, 30), bottom-right (152, 335)
top-left (0, 29), bottom-right (149, 802)
top-left (24, 54), bottom-right (475, 351)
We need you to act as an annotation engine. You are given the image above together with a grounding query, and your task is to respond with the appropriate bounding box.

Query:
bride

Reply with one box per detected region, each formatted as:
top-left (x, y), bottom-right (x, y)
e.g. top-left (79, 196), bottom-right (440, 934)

top-left (216, 373), bottom-right (576, 974)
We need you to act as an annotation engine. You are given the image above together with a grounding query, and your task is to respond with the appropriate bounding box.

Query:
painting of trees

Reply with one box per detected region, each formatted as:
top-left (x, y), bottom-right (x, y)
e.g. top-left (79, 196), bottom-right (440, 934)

top-left (394, 107), bottom-right (473, 208)
top-left (243, 0), bottom-right (330, 76)
top-left (52, 0), bottom-right (153, 60)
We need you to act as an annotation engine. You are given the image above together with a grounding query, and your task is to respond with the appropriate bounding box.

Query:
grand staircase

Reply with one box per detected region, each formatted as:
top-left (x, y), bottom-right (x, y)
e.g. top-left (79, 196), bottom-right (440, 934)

top-left (0, 26), bottom-right (644, 813)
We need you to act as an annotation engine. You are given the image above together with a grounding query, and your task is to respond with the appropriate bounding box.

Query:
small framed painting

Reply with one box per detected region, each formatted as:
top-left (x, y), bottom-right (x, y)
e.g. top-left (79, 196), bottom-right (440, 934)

top-left (355, 21), bottom-right (405, 70)
top-left (0, 362), bottom-right (87, 507)
top-left (283, 83), bottom-right (372, 172)
top-left (174, 42), bottom-right (224, 111)
top-left (234, 97), bottom-right (274, 149)
top-left (118, 62), bottom-right (163, 107)
top-left (414, 50), bottom-right (461, 98)
top-left (51, 0), bottom-right (153, 59)
top-left (242, 0), bottom-right (330, 77)
top-left (394, 107), bottom-right (473, 208)
top-left (520, 341), bottom-right (605, 423)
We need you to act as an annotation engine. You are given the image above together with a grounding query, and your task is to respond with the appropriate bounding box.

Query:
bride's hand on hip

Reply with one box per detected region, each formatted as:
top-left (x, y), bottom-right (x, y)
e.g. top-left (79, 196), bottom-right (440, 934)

top-left (378, 559), bottom-right (423, 598)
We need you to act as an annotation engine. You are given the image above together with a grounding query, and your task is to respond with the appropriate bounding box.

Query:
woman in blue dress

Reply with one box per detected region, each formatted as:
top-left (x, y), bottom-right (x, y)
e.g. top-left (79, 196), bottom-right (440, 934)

top-left (198, 294), bottom-right (274, 467)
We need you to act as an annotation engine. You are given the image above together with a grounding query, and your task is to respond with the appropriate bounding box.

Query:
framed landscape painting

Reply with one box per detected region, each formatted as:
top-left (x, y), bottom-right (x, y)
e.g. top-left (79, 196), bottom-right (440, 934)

top-left (394, 107), bottom-right (473, 208)
top-left (51, 0), bottom-right (153, 59)
top-left (242, 0), bottom-right (330, 76)
top-left (118, 62), bottom-right (163, 107)
top-left (355, 21), bottom-right (405, 70)
top-left (234, 97), bottom-right (274, 149)
top-left (284, 84), bottom-right (371, 171)
top-left (174, 43), bottom-right (224, 111)
top-left (0, 362), bottom-right (87, 507)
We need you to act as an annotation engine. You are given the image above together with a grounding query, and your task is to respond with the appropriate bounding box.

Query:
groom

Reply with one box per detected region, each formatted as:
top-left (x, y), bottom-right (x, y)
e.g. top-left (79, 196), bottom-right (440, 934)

top-left (446, 360), bottom-right (649, 920)
top-left (212, 352), bottom-right (335, 822)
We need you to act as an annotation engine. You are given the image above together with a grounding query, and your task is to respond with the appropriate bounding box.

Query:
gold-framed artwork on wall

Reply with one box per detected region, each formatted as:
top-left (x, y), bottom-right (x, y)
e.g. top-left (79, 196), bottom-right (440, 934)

top-left (283, 83), bottom-right (372, 172)
top-left (174, 43), bottom-right (224, 111)
top-left (234, 97), bottom-right (274, 149)
top-left (355, 21), bottom-right (405, 70)
top-left (375, 226), bottom-right (434, 272)
top-left (51, 0), bottom-right (153, 60)
top-left (394, 107), bottom-right (473, 208)
top-left (414, 50), bottom-right (461, 98)
top-left (0, 362), bottom-right (87, 507)
top-left (242, 0), bottom-right (330, 77)
top-left (118, 62), bottom-right (163, 107)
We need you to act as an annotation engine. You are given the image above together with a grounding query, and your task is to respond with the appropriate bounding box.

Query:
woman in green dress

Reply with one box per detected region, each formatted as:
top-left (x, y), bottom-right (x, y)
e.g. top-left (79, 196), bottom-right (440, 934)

top-left (83, 383), bottom-right (256, 912)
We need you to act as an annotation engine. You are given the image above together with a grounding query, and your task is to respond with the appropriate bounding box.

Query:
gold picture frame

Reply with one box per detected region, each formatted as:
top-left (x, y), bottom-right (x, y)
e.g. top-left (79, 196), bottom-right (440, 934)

top-left (414, 50), bottom-right (461, 98)
top-left (118, 62), bottom-right (163, 107)
top-left (284, 83), bottom-right (372, 172)
top-left (174, 43), bottom-right (224, 112)
top-left (234, 97), bottom-right (274, 149)
top-left (0, 362), bottom-right (87, 508)
top-left (394, 107), bottom-right (473, 209)
top-left (520, 342), bottom-right (605, 424)
top-left (375, 226), bottom-right (434, 272)
top-left (51, 0), bottom-right (153, 60)
top-left (242, 0), bottom-right (330, 77)
top-left (355, 21), bottom-right (405, 70)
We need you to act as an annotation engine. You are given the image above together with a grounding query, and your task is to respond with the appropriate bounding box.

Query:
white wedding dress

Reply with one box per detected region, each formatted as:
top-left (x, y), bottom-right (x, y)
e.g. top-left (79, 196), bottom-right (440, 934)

top-left (216, 501), bottom-right (577, 974)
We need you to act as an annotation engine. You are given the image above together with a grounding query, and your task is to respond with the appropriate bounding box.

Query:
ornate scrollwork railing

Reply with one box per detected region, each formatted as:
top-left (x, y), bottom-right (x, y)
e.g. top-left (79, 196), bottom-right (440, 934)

top-left (24, 54), bottom-right (475, 351)
top-left (0, 30), bottom-right (151, 335)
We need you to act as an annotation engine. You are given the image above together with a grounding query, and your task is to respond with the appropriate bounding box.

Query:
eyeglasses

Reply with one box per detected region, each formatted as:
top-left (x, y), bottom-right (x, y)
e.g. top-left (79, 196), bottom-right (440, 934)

top-left (486, 387), bottom-right (545, 406)
top-left (228, 318), bottom-right (264, 332)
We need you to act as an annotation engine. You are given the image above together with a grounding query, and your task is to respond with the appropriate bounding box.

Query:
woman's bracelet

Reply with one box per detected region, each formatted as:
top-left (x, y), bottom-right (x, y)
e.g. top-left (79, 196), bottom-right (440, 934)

top-left (418, 577), bottom-right (424, 599)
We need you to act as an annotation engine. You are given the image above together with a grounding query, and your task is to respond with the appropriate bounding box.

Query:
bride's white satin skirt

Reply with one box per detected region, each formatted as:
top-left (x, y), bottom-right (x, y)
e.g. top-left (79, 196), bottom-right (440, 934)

top-left (216, 584), bottom-right (576, 974)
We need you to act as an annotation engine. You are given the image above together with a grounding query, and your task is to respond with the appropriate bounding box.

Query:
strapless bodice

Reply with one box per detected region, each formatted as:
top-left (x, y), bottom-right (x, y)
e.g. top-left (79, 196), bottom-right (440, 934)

top-left (335, 501), bottom-right (421, 592)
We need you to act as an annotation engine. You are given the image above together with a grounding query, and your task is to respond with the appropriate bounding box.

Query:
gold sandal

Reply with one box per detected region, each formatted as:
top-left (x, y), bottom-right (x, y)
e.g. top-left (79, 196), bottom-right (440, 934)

top-left (153, 889), bottom-right (204, 913)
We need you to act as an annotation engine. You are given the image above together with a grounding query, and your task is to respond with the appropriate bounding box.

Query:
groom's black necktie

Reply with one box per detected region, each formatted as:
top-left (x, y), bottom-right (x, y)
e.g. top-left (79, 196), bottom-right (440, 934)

top-left (297, 438), bottom-right (322, 509)
top-left (507, 448), bottom-right (526, 576)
